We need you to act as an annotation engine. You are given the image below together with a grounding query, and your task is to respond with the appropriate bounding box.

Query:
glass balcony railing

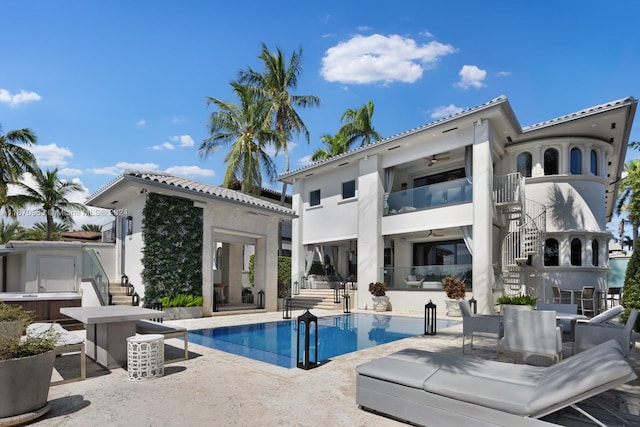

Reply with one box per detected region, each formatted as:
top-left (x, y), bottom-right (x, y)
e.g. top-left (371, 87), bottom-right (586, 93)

top-left (384, 177), bottom-right (472, 215)
top-left (382, 265), bottom-right (472, 290)
top-left (82, 248), bottom-right (110, 305)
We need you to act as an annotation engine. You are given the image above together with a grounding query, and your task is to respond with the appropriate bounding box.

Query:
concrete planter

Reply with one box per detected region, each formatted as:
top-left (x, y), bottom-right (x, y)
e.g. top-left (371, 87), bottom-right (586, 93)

top-left (445, 299), bottom-right (463, 317)
top-left (0, 350), bottom-right (55, 418)
top-left (372, 296), bottom-right (390, 312)
top-left (163, 306), bottom-right (203, 320)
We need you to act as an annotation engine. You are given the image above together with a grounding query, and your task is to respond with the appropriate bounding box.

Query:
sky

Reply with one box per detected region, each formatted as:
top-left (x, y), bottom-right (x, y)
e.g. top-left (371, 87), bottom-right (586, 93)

top-left (1, 1), bottom-right (640, 232)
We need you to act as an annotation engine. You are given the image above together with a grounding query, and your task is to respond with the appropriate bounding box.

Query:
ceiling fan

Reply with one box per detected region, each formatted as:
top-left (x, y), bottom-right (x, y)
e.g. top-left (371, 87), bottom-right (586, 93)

top-left (426, 153), bottom-right (451, 166)
top-left (427, 230), bottom-right (445, 237)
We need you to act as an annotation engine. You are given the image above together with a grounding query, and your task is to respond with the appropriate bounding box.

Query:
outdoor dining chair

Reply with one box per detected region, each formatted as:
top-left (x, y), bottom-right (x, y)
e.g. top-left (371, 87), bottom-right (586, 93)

top-left (459, 301), bottom-right (502, 353)
top-left (579, 286), bottom-right (597, 317)
top-left (502, 307), bottom-right (563, 366)
top-left (552, 286), bottom-right (571, 304)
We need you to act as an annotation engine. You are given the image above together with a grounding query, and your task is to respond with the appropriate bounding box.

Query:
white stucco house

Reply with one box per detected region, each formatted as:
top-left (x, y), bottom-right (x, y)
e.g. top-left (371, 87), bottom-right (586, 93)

top-left (85, 170), bottom-right (295, 315)
top-left (280, 95), bottom-right (638, 315)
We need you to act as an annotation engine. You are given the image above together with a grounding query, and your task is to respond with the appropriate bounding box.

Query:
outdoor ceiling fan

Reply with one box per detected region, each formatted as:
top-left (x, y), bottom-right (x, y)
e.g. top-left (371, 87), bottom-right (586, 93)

top-left (426, 153), bottom-right (451, 166)
top-left (427, 230), bottom-right (445, 237)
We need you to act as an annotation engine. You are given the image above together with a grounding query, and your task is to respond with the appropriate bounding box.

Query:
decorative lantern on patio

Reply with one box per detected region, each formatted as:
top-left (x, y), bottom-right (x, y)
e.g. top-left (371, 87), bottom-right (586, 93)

top-left (257, 290), bottom-right (265, 309)
top-left (343, 293), bottom-right (351, 314)
top-left (293, 281), bottom-right (300, 295)
top-left (297, 309), bottom-right (318, 370)
top-left (333, 285), bottom-right (341, 304)
top-left (469, 297), bottom-right (477, 314)
top-left (424, 300), bottom-right (437, 335)
top-left (283, 296), bottom-right (292, 319)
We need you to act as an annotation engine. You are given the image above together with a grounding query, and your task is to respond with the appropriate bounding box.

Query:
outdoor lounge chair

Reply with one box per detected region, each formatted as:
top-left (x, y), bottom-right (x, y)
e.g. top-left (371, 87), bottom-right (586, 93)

top-left (355, 339), bottom-right (636, 426)
top-left (502, 307), bottom-right (563, 366)
top-left (459, 301), bottom-right (502, 353)
top-left (574, 309), bottom-right (638, 356)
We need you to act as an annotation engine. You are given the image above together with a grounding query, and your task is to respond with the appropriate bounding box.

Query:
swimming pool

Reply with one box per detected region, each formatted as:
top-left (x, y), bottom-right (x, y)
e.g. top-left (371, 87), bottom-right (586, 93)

top-left (188, 313), bottom-right (458, 368)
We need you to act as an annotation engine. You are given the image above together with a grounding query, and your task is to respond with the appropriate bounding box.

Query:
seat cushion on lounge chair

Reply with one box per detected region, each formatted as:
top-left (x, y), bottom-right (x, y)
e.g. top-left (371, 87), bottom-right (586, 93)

top-left (28, 322), bottom-right (84, 346)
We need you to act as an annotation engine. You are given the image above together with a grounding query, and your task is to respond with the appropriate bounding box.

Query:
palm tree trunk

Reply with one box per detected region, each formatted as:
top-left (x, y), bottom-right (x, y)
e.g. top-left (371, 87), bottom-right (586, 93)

top-left (46, 213), bottom-right (54, 241)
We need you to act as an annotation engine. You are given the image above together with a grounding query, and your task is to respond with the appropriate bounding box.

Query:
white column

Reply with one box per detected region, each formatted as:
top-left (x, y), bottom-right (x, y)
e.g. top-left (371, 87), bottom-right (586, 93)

top-left (201, 213), bottom-right (214, 316)
top-left (290, 181), bottom-right (305, 290)
top-left (356, 154), bottom-right (384, 310)
top-left (471, 119), bottom-right (494, 314)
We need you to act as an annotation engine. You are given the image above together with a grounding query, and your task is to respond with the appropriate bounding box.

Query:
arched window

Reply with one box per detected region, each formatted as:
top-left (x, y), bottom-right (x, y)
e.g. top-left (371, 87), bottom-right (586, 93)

top-left (592, 239), bottom-right (599, 266)
top-left (571, 238), bottom-right (582, 266)
top-left (517, 152), bottom-right (532, 177)
top-left (544, 238), bottom-right (559, 266)
top-left (570, 148), bottom-right (582, 174)
top-left (590, 149), bottom-right (598, 175)
top-left (544, 148), bottom-right (559, 175)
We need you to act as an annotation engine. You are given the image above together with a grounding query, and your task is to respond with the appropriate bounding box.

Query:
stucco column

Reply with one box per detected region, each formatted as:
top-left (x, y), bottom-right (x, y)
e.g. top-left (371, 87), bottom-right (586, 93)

top-left (472, 119), bottom-right (494, 314)
top-left (290, 182), bottom-right (305, 291)
top-left (356, 154), bottom-right (383, 310)
top-left (202, 214), bottom-right (214, 316)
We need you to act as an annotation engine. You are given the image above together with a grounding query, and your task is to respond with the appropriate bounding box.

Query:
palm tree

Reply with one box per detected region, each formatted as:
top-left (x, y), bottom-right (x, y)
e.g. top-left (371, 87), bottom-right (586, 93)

top-left (338, 100), bottom-right (382, 148)
top-left (239, 44), bottom-right (321, 203)
top-left (0, 125), bottom-right (38, 203)
top-left (200, 82), bottom-right (279, 196)
top-left (6, 168), bottom-right (89, 240)
top-left (23, 221), bottom-right (70, 241)
top-left (616, 157), bottom-right (640, 244)
top-left (311, 133), bottom-right (350, 162)
top-left (0, 220), bottom-right (25, 243)
top-left (81, 224), bottom-right (103, 232)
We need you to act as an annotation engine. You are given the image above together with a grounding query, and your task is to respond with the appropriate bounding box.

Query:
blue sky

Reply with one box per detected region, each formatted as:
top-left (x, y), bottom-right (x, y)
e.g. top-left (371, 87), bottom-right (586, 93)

top-left (2, 1), bottom-right (640, 231)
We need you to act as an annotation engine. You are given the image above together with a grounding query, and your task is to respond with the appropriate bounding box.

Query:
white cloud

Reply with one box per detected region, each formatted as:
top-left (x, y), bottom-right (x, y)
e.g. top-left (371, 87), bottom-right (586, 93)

top-left (496, 71), bottom-right (511, 77)
top-left (455, 65), bottom-right (487, 89)
top-left (321, 34), bottom-right (456, 84)
top-left (136, 119), bottom-right (147, 127)
top-left (164, 165), bottom-right (215, 178)
top-left (356, 25), bottom-right (372, 32)
top-left (0, 88), bottom-right (42, 106)
top-left (170, 135), bottom-right (195, 147)
top-left (150, 142), bottom-right (175, 151)
top-left (59, 168), bottom-right (83, 176)
top-left (88, 162), bottom-right (159, 176)
top-left (431, 104), bottom-right (464, 119)
top-left (29, 143), bottom-right (73, 168)
top-left (298, 155), bottom-right (313, 167)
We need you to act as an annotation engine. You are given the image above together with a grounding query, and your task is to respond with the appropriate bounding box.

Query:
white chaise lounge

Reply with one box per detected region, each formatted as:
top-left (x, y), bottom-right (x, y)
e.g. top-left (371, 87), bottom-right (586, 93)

top-left (356, 339), bottom-right (636, 426)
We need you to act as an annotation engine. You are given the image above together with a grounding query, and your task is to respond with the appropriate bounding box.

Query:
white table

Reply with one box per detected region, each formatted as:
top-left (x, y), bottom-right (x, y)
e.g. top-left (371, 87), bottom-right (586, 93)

top-left (61, 306), bottom-right (166, 369)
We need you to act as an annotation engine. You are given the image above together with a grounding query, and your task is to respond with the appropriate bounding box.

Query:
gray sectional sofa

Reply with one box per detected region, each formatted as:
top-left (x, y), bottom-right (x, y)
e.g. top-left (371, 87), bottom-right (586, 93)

top-left (356, 339), bottom-right (636, 426)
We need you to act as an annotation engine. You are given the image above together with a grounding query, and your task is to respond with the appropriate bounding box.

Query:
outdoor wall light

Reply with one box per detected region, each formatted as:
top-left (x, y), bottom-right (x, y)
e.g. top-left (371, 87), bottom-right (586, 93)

top-left (126, 216), bottom-right (133, 236)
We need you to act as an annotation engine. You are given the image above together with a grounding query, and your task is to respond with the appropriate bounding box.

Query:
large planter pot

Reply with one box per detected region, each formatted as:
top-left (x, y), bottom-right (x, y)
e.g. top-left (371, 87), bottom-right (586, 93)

top-left (163, 306), bottom-right (203, 320)
top-left (372, 296), bottom-right (390, 312)
top-left (500, 304), bottom-right (535, 315)
top-left (445, 299), bottom-right (463, 317)
top-left (0, 350), bottom-right (55, 418)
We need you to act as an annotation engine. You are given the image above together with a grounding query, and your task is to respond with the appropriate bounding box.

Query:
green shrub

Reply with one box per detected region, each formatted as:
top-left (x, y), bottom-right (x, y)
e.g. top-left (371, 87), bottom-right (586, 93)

top-left (621, 246), bottom-right (640, 330)
top-left (496, 294), bottom-right (537, 306)
top-left (0, 302), bottom-right (34, 324)
top-left (159, 294), bottom-right (204, 307)
top-left (278, 256), bottom-right (291, 298)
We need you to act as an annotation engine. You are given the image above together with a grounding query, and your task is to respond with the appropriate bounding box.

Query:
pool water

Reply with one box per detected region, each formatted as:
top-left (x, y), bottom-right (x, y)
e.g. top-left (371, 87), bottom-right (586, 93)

top-left (188, 313), bottom-right (457, 368)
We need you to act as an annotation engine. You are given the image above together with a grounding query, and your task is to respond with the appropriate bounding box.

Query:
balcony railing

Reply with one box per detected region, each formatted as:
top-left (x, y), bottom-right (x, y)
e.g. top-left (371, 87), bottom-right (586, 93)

top-left (382, 264), bottom-right (472, 290)
top-left (384, 177), bottom-right (472, 216)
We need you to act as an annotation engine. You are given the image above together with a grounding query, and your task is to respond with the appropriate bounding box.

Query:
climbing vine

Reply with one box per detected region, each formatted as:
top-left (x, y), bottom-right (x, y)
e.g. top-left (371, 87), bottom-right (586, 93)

top-left (141, 193), bottom-right (203, 301)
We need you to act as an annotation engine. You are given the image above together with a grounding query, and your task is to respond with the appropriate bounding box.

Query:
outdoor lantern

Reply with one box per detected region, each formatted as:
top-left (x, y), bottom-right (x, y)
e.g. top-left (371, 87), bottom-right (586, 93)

top-left (126, 216), bottom-right (133, 236)
top-left (293, 281), bottom-right (300, 295)
top-left (343, 293), bottom-right (351, 314)
top-left (424, 300), bottom-right (437, 335)
top-left (132, 292), bottom-right (140, 307)
top-left (257, 290), bottom-right (265, 309)
top-left (333, 285), bottom-right (341, 304)
top-left (469, 297), bottom-right (477, 314)
top-left (283, 296), bottom-right (292, 319)
top-left (297, 309), bottom-right (318, 370)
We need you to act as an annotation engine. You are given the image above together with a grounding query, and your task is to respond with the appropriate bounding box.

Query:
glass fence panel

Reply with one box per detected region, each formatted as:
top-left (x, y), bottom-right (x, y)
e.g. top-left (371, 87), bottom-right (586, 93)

top-left (82, 248), bottom-right (110, 305)
top-left (384, 178), bottom-right (471, 215)
top-left (382, 264), bottom-right (472, 290)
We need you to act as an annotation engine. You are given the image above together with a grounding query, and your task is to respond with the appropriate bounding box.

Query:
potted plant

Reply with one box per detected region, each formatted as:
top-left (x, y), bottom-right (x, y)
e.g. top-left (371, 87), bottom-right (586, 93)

top-left (0, 302), bottom-right (34, 340)
top-left (442, 276), bottom-right (466, 317)
top-left (369, 282), bottom-right (390, 312)
top-left (158, 294), bottom-right (204, 320)
top-left (496, 294), bottom-right (537, 315)
top-left (0, 302), bottom-right (59, 420)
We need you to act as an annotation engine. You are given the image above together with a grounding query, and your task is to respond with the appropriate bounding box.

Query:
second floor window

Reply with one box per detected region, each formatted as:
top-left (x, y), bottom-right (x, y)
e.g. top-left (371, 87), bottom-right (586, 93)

top-left (342, 180), bottom-right (356, 199)
top-left (517, 152), bottom-right (532, 177)
top-left (590, 149), bottom-right (598, 175)
top-left (310, 189), bottom-right (321, 206)
top-left (570, 147), bottom-right (582, 174)
top-left (544, 148), bottom-right (559, 175)
top-left (544, 238), bottom-right (559, 266)
top-left (592, 239), bottom-right (599, 266)
top-left (571, 238), bottom-right (582, 266)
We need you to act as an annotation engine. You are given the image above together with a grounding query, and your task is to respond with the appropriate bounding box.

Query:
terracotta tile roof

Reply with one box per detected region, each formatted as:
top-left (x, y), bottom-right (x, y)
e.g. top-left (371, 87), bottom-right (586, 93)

top-left (60, 231), bottom-right (102, 241)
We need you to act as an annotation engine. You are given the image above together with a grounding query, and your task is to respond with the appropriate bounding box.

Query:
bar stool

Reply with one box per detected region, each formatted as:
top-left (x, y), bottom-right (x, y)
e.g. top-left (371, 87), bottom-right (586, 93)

top-left (579, 286), bottom-right (596, 317)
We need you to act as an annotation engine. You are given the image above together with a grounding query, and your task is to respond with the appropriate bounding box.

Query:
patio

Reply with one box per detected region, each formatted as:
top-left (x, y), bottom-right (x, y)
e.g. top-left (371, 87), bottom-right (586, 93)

top-left (32, 310), bottom-right (640, 426)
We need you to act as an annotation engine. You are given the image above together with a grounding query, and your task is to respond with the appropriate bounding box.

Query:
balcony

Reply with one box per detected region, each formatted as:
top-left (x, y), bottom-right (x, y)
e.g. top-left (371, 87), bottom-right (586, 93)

top-left (382, 265), bottom-right (472, 290)
top-left (384, 177), bottom-right (472, 216)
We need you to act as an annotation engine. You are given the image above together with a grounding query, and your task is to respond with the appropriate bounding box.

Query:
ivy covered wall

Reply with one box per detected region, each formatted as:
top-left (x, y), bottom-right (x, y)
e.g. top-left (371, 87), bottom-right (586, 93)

top-left (141, 193), bottom-right (203, 301)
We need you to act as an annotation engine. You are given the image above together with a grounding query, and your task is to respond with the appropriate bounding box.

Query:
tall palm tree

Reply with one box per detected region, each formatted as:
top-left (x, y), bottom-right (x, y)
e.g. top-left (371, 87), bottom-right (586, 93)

top-left (0, 125), bottom-right (38, 203)
top-left (616, 157), bottom-right (640, 244)
top-left (239, 44), bottom-right (321, 203)
top-left (6, 168), bottom-right (89, 240)
top-left (0, 220), bottom-right (25, 243)
top-left (311, 132), bottom-right (350, 162)
top-left (23, 221), bottom-right (70, 241)
top-left (338, 100), bottom-right (383, 148)
top-left (200, 82), bottom-right (280, 196)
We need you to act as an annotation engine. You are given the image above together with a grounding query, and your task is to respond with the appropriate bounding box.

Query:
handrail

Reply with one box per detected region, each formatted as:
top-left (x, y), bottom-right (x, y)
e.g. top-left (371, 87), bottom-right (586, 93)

top-left (81, 248), bottom-right (110, 306)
